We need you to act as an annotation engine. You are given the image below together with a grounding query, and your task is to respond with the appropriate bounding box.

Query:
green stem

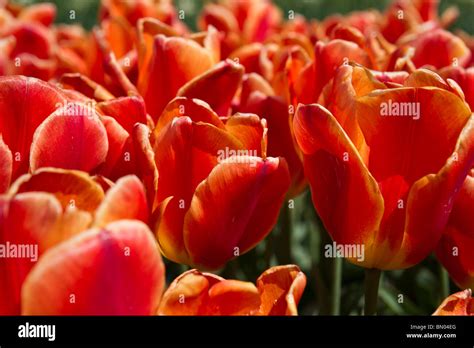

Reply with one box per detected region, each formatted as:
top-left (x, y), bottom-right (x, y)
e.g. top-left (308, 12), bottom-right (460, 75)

top-left (439, 263), bottom-right (450, 300)
top-left (263, 234), bottom-right (274, 269)
top-left (315, 207), bottom-right (341, 315)
top-left (330, 257), bottom-right (342, 315)
top-left (276, 203), bottom-right (292, 265)
top-left (364, 268), bottom-right (382, 315)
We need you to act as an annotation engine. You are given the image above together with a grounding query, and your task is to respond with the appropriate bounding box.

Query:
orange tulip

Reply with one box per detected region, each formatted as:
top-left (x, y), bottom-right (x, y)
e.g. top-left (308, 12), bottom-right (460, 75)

top-left (158, 265), bottom-right (306, 315)
top-left (0, 168), bottom-right (151, 314)
top-left (22, 220), bottom-right (165, 315)
top-left (137, 24), bottom-right (220, 120)
top-left (198, 0), bottom-right (282, 58)
top-left (433, 289), bottom-right (474, 316)
top-left (0, 75), bottom-right (157, 185)
top-left (381, 0), bottom-right (458, 44)
top-left (152, 98), bottom-right (290, 270)
top-left (436, 171), bottom-right (474, 289)
top-left (0, 2), bottom-right (93, 79)
top-left (293, 65), bottom-right (474, 270)
top-left (439, 66), bottom-right (474, 110)
top-left (399, 28), bottom-right (471, 69)
top-left (238, 73), bottom-right (306, 197)
top-left (0, 76), bottom-right (70, 181)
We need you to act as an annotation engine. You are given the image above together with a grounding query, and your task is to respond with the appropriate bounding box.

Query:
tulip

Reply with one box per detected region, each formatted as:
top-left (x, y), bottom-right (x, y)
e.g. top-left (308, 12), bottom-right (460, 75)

top-left (152, 98), bottom-right (290, 270)
top-left (436, 171), bottom-right (474, 289)
top-left (433, 289), bottom-right (474, 316)
top-left (99, 0), bottom-right (186, 31)
top-left (205, 0), bottom-right (281, 44)
top-left (0, 75), bottom-right (157, 187)
top-left (22, 220), bottom-right (165, 315)
top-left (381, 0), bottom-right (458, 44)
top-left (439, 66), bottom-right (474, 110)
top-left (137, 24), bottom-right (220, 120)
top-left (293, 65), bottom-right (474, 270)
top-left (0, 2), bottom-right (92, 79)
top-left (289, 30), bottom-right (374, 105)
top-left (0, 168), bottom-right (150, 314)
top-left (238, 73), bottom-right (306, 197)
top-left (158, 265), bottom-right (306, 315)
top-left (0, 76), bottom-right (68, 181)
top-left (176, 59), bottom-right (244, 116)
top-left (398, 28), bottom-right (471, 69)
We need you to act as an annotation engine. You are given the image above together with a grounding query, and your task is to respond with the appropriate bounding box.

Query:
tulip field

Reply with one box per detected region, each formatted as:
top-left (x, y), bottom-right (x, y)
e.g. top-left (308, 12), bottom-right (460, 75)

top-left (0, 0), bottom-right (474, 325)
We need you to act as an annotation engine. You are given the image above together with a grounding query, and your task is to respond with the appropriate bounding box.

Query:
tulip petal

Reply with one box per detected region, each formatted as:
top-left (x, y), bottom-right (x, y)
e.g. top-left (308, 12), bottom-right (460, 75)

top-left (206, 280), bottom-right (260, 315)
top-left (6, 22), bottom-right (52, 59)
top-left (0, 76), bottom-right (66, 178)
top-left (0, 192), bottom-right (62, 314)
top-left (18, 3), bottom-right (56, 26)
top-left (436, 174), bottom-right (474, 289)
top-left (30, 104), bottom-right (109, 173)
top-left (177, 60), bottom-right (244, 116)
top-left (43, 207), bottom-right (92, 251)
top-left (322, 65), bottom-right (384, 163)
top-left (0, 136), bottom-right (12, 193)
top-left (241, 92), bottom-right (305, 196)
top-left (314, 40), bottom-right (371, 99)
top-left (9, 168), bottom-right (104, 212)
top-left (94, 175), bottom-right (148, 227)
top-left (132, 123), bottom-right (158, 209)
top-left (138, 35), bottom-right (214, 120)
top-left (240, 73), bottom-right (275, 107)
top-left (256, 265), bottom-right (307, 315)
top-left (224, 113), bottom-right (265, 154)
top-left (154, 97), bottom-right (224, 137)
top-left (9, 53), bottom-right (56, 81)
top-left (59, 73), bottom-right (115, 102)
top-left (439, 66), bottom-right (474, 110)
top-left (154, 117), bottom-right (240, 264)
top-left (398, 115), bottom-right (474, 269)
top-left (184, 156), bottom-right (290, 270)
top-left (409, 29), bottom-right (471, 69)
top-left (433, 289), bottom-right (474, 316)
top-left (158, 269), bottom-right (223, 315)
top-left (97, 96), bottom-right (148, 133)
top-left (293, 104), bottom-right (384, 267)
top-left (356, 88), bottom-right (471, 185)
top-left (22, 220), bottom-right (165, 315)
top-left (98, 115), bottom-right (132, 180)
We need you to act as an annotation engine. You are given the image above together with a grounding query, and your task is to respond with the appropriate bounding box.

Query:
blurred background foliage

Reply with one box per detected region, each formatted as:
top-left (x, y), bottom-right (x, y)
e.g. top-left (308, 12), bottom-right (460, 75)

top-left (13, 0), bottom-right (474, 315)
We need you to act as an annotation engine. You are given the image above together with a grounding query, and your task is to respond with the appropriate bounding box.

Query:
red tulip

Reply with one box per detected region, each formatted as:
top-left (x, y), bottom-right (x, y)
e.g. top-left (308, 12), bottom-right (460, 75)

top-left (30, 102), bottom-right (109, 173)
top-left (433, 289), bottom-right (474, 316)
top-left (238, 73), bottom-right (306, 197)
top-left (158, 265), bottom-right (306, 315)
top-left (177, 59), bottom-right (244, 116)
top-left (137, 25), bottom-right (220, 120)
top-left (439, 66), bottom-right (474, 111)
top-left (399, 28), bottom-right (471, 69)
top-left (223, 0), bottom-right (282, 44)
top-left (152, 99), bottom-right (290, 269)
top-left (1, 168), bottom-right (151, 314)
top-left (22, 220), bottom-right (165, 315)
top-left (0, 75), bottom-right (159, 186)
top-left (381, 0), bottom-right (457, 44)
top-left (0, 192), bottom-right (62, 314)
top-left (293, 65), bottom-right (474, 270)
top-left (0, 3), bottom-right (92, 79)
top-left (0, 76), bottom-right (68, 180)
top-left (436, 172), bottom-right (474, 289)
